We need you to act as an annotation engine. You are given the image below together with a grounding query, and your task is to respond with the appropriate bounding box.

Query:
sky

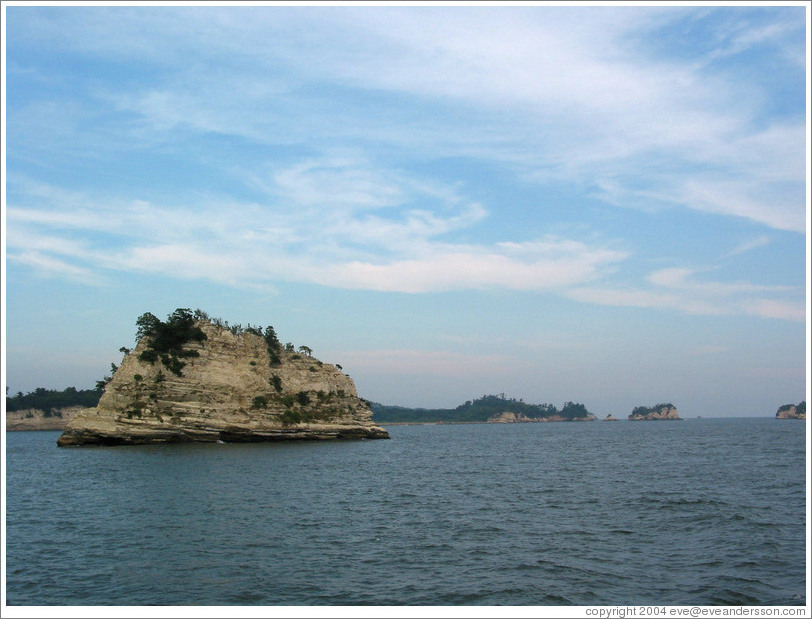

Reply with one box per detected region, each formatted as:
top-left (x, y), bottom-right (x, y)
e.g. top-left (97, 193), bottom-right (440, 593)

top-left (2, 2), bottom-right (809, 418)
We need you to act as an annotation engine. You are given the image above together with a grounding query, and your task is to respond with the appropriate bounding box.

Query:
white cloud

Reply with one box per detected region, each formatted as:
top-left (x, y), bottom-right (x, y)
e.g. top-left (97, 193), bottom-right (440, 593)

top-left (646, 266), bottom-right (796, 297)
top-left (743, 299), bottom-right (807, 323)
top-left (244, 8), bottom-right (804, 232)
top-left (5, 7), bottom-right (805, 319)
top-left (8, 250), bottom-right (106, 286)
top-left (706, 12), bottom-right (805, 63)
top-left (727, 235), bottom-right (772, 257)
top-left (5, 168), bottom-right (625, 295)
top-left (17, 7), bottom-right (800, 233)
top-left (271, 158), bottom-right (406, 210)
top-left (565, 286), bottom-right (679, 310)
top-left (313, 241), bottom-right (626, 293)
top-left (568, 266), bottom-right (805, 322)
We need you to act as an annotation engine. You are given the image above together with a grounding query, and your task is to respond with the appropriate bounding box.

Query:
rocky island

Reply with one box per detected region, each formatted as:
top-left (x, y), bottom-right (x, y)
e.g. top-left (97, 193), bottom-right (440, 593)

top-left (628, 403), bottom-right (680, 421)
top-left (775, 402), bottom-right (806, 419)
top-left (57, 309), bottom-right (389, 446)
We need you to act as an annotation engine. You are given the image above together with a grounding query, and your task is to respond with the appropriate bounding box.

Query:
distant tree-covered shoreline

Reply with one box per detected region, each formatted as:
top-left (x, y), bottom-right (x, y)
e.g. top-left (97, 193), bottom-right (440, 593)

top-left (5, 387), bottom-right (101, 415)
top-left (370, 394), bottom-right (593, 423)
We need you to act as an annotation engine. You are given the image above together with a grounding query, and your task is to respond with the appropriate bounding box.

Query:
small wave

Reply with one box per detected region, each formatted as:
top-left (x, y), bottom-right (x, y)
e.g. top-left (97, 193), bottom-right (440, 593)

top-left (541, 593), bottom-right (574, 605)
top-left (224, 591), bottom-right (267, 604)
top-left (705, 588), bottom-right (762, 605)
top-left (651, 497), bottom-right (730, 508)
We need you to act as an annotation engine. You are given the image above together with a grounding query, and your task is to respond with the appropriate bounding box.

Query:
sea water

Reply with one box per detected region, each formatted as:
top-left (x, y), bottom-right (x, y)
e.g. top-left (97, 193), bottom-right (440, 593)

top-left (4, 418), bottom-right (807, 606)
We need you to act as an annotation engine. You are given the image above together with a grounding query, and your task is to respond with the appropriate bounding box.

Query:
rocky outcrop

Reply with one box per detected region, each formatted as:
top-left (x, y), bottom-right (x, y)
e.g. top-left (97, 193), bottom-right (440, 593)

top-left (57, 318), bottom-right (389, 446)
top-left (6, 406), bottom-right (90, 432)
top-left (628, 403), bottom-right (680, 421)
top-left (603, 414), bottom-right (618, 421)
top-left (775, 402), bottom-right (806, 419)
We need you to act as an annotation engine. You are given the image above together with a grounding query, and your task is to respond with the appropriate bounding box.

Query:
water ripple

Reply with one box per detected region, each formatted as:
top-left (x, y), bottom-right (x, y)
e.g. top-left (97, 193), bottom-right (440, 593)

top-left (6, 420), bottom-right (807, 606)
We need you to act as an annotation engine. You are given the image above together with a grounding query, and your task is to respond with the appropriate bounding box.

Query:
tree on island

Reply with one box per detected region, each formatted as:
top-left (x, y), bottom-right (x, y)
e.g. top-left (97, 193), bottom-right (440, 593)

top-left (135, 308), bottom-right (208, 376)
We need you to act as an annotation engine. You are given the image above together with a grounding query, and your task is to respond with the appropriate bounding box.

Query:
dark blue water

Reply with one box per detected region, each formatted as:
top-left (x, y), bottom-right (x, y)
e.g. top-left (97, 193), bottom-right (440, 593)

top-left (5, 419), bottom-right (807, 606)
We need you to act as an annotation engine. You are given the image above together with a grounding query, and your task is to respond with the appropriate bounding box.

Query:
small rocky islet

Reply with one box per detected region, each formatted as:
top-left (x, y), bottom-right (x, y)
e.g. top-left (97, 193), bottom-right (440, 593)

top-left (627, 403), bottom-right (681, 421)
top-left (775, 402), bottom-right (806, 420)
top-left (57, 309), bottom-right (389, 446)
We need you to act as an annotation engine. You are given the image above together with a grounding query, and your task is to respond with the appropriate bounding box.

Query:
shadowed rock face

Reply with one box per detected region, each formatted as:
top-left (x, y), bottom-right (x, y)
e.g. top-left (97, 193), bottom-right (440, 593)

top-left (775, 403), bottom-right (806, 420)
top-left (57, 321), bottom-right (389, 446)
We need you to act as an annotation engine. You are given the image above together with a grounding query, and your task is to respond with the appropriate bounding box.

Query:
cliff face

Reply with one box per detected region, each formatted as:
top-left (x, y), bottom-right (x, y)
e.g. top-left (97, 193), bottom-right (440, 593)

top-left (628, 404), bottom-right (680, 421)
top-left (57, 320), bottom-right (389, 446)
top-left (775, 403), bottom-right (806, 419)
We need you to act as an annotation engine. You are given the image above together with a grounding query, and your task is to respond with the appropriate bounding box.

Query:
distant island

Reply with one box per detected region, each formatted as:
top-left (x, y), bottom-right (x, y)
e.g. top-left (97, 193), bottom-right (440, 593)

top-left (628, 403), bottom-right (681, 421)
top-left (56, 309), bottom-right (388, 445)
top-left (5, 387), bottom-right (100, 431)
top-left (775, 401), bottom-right (806, 419)
top-left (6, 386), bottom-right (100, 414)
top-left (370, 394), bottom-right (596, 424)
top-left (6, 405), bottom-right (90, 432)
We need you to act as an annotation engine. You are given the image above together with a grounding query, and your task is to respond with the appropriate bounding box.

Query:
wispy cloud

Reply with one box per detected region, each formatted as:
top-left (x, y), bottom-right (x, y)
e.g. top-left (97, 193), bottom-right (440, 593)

top-left (8, 250), bottom-right (106, 286)
top-left (568, 266), bottom-right (805, 322)
top-left (11, 7), bottom-right (803, 231)
top-left (5, 169), bottom-right (626, 294)
top-left (312, 240), bottom-right (627, 293)
top-left (10, 171), bottom-right (801, 322)
top-left (5, 6), bottom-right (806, 318)
top-left (727, 235), bottom-right (772, 257)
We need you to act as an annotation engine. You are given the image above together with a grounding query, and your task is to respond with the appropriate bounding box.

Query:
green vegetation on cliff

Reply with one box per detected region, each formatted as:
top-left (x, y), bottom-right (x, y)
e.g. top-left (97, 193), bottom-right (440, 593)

top-left (370, 394), bottom-right (592, 423)
top-left (136, 308), bottom-right (208, 376)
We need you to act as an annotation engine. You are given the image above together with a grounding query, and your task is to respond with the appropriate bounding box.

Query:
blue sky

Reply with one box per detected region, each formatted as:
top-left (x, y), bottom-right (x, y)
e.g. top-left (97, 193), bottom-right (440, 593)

top-left (3, 3), bottom-right (809, 417)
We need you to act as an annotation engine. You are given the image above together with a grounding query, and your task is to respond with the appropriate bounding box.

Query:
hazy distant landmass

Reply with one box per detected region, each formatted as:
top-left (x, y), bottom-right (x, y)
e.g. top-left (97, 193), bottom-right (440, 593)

top-left (5, 388), bottom-right (100, 431)
top-left (6, 387), bottom-right (101, 414)
top-left (371, 394), bottom-right (595, 424)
